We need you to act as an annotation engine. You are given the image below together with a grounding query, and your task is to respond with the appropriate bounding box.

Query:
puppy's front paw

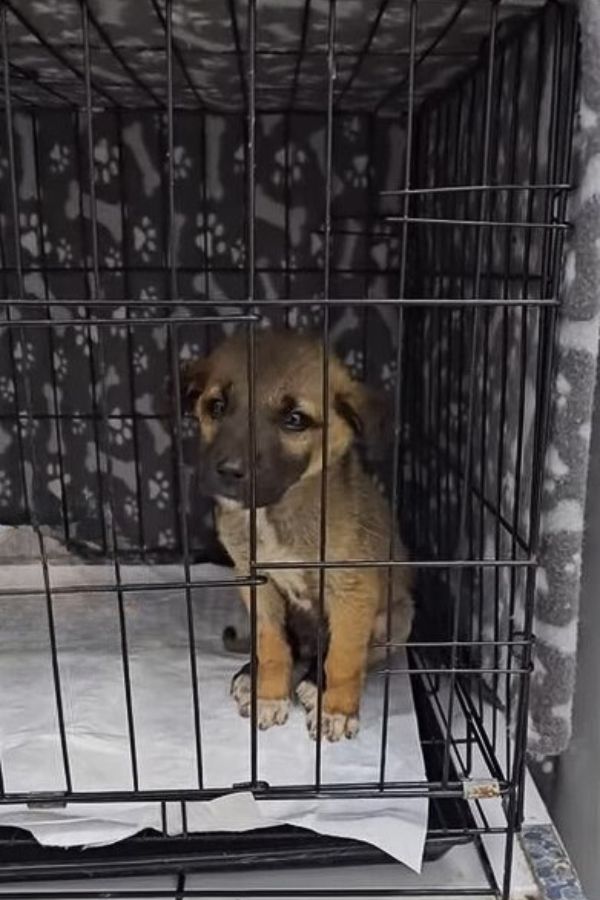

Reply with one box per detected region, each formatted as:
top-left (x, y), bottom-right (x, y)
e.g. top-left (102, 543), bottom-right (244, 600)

top-left (257, 697), bottom-right (291, 729)
top-left (296, 677), bottom-right (319, 713)
top-left (297, 679), bottom-right (360, 742)
top-left (307, 708), bottom-right (360, 742)
top-left (231, 670), bottom-right (290, 729)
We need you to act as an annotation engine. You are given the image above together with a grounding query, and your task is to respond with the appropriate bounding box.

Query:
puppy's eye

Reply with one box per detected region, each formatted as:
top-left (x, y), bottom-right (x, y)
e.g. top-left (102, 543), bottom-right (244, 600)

top-left (207, 397), bottom-right (226, 420)
top-left (281, 409), bottom-right (312, 432)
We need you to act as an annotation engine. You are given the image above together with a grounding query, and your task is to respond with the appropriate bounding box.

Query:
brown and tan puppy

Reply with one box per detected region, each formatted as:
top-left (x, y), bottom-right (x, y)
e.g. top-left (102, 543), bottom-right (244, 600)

top-left (182, 331), bottom-right (413, 741)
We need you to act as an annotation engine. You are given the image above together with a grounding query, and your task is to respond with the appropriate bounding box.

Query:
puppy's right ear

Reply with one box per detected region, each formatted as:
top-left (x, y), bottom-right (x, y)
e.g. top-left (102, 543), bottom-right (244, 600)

top-left (180, 359), bottom-right (209, 413)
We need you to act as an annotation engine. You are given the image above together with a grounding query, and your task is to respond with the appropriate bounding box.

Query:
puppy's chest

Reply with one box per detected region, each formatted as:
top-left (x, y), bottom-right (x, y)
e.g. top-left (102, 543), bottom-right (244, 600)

top-left (256, 510), bottom-right (315, 613)
top-left (218, 507), bottom-right (317, 612)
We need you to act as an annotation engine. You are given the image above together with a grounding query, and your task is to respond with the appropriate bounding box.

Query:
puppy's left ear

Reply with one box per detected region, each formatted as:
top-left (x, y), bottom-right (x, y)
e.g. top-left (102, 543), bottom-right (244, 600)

top-left (335, 381), bottom-right (391, 461)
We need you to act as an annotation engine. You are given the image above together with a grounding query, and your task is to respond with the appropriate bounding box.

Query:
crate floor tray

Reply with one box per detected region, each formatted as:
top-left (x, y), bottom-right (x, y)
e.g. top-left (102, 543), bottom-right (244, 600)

top-left (0, 663), bottom-right (473, 883)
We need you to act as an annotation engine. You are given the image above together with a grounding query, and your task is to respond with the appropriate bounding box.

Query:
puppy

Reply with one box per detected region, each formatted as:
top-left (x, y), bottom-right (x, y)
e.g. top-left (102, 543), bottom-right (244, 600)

top-left (182, 330), bottom-right (413, 741)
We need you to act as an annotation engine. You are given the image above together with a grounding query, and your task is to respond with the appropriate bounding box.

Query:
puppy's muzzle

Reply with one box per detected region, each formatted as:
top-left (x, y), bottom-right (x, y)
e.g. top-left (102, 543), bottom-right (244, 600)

top-left (208, 456), bottom-right (284, 508)
top-left (216, 456), bottom-right (245, 486)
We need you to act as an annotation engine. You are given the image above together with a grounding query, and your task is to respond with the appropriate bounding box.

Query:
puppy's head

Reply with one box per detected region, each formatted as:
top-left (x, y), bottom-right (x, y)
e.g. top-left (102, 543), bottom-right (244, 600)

top-left (181, 331), bottom-right (386, 509)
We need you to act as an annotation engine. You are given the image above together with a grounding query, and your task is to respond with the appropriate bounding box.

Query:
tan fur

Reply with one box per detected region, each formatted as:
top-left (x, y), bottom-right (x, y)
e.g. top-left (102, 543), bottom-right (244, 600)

top-left (184, 331), bottom-right (413, 740)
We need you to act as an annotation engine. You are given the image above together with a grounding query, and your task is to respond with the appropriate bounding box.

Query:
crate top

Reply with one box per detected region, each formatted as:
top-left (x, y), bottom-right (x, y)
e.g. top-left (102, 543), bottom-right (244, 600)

top-left (2, 0), bottom-right (543, 115)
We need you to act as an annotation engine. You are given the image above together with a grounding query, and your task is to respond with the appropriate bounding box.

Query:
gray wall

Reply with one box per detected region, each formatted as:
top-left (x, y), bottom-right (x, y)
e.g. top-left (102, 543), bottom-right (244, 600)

top-left (546, 362), bottom-right (600, 896)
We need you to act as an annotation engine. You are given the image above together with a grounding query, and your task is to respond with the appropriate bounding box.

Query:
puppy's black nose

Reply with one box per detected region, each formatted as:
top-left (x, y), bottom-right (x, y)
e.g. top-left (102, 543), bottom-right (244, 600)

top-left (216, 458), bottom-right (245, 481)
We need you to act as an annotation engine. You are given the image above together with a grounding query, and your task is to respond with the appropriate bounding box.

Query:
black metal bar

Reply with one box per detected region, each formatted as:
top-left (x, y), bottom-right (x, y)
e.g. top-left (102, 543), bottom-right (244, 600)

top-left (411, 426), bottom-right (533, 556)
top-left (80, 0), bottom-right (139, 790)
top-left (506, 7), bottom-right (579, 882)
top-left (0, 296), bottom-right (560, 308)
top-left (0, 778), bottom-right (509, 804)
top-left (8, 60), bottom-right (75, 106)
top-left (379, 0), bottom-right (417, 788)
top-left (384, 216), bottom-right (567, 230)
top-left (0, 77), bottom-right (31, 106)
top-left (199, 112), bottom-right (211, 307)
top-left (181, 800), bottom-right (188, 837)
top-left (0, 575), bottom-right (268, 600)
top-left (30, 112), bottom-right (71, 546)
top-left (0, 4), bottom-right (73, 794)
top-left (442, 0), bottom-right (498, 789)
top-left (504, 8), bottom-right (548, 778)
top-left (257, 558), bottom-right (534, 571)
top-left (0, 97), bottom-right (299, 113)
top-left (81, 0), bottom-right (162, 106)
top-left (315, 0), bottom-right (336, 772)
top-left (0, 261), bottom-right (555, 278)
top-left (381, 182), bottom-right (571, 196)
top-left (375, 0), bottom-right (469, 113)
top-left (376, 639), bottom-right (528, 649)
top-left (0, 411), bottom-right (238, 422)
top-left (0, 412), bottom-right (247, 422)
top-left (227, 0), bottom-right (248, 107)
top-left (288, 0), bottom-right (312, 109)
top-left (492, 24), bottom-right (523, 755)
top-left (379, 666), bottom-right (529, 677)
top-left (0, 890), bottom-right (497, 898)
top-left (283, 111), bottom-right (292, 323)
top-left (149, 0), bottom-right (206, 109)
top-left (444, 93), bottom-right (460, 560)
top-left (423, 103), bottom-right (439, 552)
top-left (70, 105), bottom-right (108, 553)
top-left (245, 0), bottom-right (259, 786)
top-left (0, 821), bottom-right (505, 840)
top-left (0, 315), bottom-right (261, 326)
top-left (361, 114), bottom-right (375, 380)
top-left (0, 217), bottom-right (28, 545)
top-left (4, 0), bottom-right (118, 106)
top-left (165, 0), bottom-right (204, 791)
top-left (36, 46), bottom-right (465, 60)
top-left (492, 24), bottom-right (524, 756)
top-left (336, 0), bottom-right (391, 106)
top-left (476, 31), bottom-right (505, 721)
top-left (175, 872), bottom-right (186, 900)
top-left (5, 100), bottom-right (435, 116)
top-left (417, 653), bottom-right (507, 792)
top-left (115, 109), bottom-right (146, 552)
top-left (436, 105), bottom-right (445, 546)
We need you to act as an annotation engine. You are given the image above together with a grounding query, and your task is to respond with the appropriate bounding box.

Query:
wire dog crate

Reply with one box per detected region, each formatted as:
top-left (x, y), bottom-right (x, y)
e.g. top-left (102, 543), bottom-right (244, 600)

top-left (0, 0), bottom-right (578, 897)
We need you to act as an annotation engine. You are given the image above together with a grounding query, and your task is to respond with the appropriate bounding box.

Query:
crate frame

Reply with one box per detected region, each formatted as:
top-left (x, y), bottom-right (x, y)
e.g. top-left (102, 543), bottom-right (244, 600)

top-left (0, 1), bottom-right (579, 897)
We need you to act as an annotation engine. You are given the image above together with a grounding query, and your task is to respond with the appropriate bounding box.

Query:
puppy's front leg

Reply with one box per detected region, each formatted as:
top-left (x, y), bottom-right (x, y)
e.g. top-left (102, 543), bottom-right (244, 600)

top-left (231, 581), bottom-right (292, 730)
top-left (304, 575), bottom-right (378, 742)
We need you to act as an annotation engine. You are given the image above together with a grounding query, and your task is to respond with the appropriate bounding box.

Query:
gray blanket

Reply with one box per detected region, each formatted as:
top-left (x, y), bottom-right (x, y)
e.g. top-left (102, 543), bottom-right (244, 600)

top-left (529, 0), bottom-right (600, 758)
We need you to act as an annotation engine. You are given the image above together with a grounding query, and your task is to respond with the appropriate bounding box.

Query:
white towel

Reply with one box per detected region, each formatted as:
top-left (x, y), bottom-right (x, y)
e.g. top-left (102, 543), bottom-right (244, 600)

top-left (0, 561), bottom-right (427, 872)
